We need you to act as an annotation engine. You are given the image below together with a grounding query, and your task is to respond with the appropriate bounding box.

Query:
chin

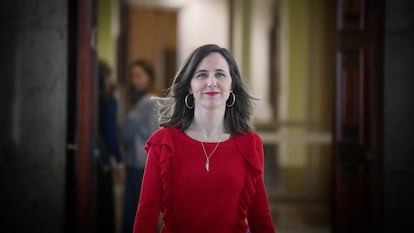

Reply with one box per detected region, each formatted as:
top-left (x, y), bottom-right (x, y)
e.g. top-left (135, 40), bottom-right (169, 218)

top-left (199, 102), bottom-right (225, 109)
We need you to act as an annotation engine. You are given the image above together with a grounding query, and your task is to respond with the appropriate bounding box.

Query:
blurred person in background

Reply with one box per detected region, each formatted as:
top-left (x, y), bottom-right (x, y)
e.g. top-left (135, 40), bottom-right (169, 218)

top-left (121, 59), bottom-right (160, 233)
top-left (97, 60), bottom-right (124, 233)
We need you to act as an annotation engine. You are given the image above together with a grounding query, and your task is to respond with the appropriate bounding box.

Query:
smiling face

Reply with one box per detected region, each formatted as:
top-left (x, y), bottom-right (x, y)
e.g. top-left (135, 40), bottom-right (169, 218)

top-left (189, 52), bottom-right (233, 110)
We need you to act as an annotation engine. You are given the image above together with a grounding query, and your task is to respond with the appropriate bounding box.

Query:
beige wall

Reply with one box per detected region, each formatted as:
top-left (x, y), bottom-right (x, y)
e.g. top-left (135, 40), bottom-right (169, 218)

top-left (98, 0), bottom-right (119, 73)
top-left (128, 7), bottom-right (177, 91)
top-left (177, 0), bottom-right (229, 63)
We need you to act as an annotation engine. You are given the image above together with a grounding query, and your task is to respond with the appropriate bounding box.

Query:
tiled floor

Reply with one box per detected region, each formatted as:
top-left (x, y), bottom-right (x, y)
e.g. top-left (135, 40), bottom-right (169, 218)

top-left (270, 200), bottom-right (331, 233)
top-left (113, 177), bottom-right (124, 233)
top-left (275, 227), bottom-right (330, 233)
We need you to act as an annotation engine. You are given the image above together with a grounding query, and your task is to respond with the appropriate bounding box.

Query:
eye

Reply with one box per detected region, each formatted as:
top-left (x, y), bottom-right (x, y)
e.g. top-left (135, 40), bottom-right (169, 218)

top-left (215, 72), bottom-right (226, 78)
top-left (196, 72), bottom-right (208, 78)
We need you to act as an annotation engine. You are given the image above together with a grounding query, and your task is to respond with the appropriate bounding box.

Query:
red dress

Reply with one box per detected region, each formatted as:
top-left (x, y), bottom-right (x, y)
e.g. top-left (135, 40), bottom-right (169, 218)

top-left (133, 127), bottom-right (276, 233)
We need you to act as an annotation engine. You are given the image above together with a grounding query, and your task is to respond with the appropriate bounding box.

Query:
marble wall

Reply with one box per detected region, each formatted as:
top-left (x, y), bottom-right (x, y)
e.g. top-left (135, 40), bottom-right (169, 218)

top-left (0, 1), bottom-right (67, 232)
top-left (384, 0), bottom-right (414, 231)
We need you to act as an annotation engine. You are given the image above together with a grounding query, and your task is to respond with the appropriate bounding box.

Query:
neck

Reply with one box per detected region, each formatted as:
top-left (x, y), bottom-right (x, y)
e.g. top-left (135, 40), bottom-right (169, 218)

top-left (189, 106), bottom-right (229, 142)
top-left (131, 90), bottom-right (147, 104)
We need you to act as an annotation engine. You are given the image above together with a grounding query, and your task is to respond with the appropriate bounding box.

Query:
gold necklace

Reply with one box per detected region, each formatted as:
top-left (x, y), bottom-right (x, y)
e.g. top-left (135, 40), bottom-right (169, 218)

top-left (201, 142), bottom-right (220, 172)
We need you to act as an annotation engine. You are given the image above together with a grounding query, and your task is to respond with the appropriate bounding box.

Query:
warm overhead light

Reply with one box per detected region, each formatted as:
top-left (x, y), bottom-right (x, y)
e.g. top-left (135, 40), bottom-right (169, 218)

top-left (128, 0), bottom-right (190, 8)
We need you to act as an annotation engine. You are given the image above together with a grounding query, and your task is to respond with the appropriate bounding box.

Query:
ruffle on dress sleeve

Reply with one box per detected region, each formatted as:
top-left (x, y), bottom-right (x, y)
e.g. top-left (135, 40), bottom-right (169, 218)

top-left (233, 132), bottom-right (264, 233)
top-left (144, 127), bottom-right (175, 228)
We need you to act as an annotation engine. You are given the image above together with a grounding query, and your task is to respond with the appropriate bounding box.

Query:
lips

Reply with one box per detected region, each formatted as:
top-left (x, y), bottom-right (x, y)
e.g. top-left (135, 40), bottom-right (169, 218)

top-left (205, 92), bottom-right (220, 96)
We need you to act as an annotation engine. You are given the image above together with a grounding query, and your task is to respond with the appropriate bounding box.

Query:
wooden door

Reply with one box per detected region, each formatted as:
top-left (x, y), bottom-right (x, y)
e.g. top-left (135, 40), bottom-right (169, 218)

top-left (65, 0), bottom-right (99, 233)
top-left (333, 0), bottom-right (383, 232)
top-left (77, 0), bottom-right (99, 232)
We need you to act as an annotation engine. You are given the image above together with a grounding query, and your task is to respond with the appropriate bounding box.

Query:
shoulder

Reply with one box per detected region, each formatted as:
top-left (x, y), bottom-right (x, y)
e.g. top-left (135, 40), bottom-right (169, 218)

top-left (143, 94), bottom-right (158, 104)
top-left (233, 131), bottom-right (264, 174)
top-left (136, 95), bottom-right (157, 108)
top-left (144, 127), bottom-right (178, 157)
top-left (145, 127), bottom-right (180, 150)
top-left (149, 127), bottom-right (175, 139)
top-left (140, 96), bottom-right (159, 113)
top-left (128, 96), bottom-right (158, 117)
top-left (233, 131), bottom-right (263, 147)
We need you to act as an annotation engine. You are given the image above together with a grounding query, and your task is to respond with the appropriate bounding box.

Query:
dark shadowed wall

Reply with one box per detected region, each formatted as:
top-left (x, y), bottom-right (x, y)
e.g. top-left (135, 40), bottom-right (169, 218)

top-left (0, 1), bottom-right (67, 233)
top-left (384, 0), bottom-right (414, 231)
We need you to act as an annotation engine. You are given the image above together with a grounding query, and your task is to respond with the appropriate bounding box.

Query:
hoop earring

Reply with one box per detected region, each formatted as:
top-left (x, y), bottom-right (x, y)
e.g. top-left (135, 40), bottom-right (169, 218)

top-left (185, 94), bottom-right (194, 109)
top-left (226, 92), bottom-right (235, 107)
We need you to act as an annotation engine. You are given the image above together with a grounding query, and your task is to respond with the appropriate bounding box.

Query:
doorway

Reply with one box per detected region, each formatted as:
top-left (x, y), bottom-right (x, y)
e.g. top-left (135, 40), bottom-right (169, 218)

top-left (67, 0), bottom-right (383, 233)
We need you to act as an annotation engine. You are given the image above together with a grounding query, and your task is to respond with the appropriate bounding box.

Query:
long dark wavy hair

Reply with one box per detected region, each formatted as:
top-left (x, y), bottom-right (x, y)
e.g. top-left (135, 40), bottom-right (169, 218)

top-left (157, 44), bottom-right (255, 135)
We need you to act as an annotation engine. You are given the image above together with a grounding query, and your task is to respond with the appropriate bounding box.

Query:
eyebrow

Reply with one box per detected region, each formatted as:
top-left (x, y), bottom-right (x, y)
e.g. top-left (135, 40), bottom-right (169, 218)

top-left (195, 69), bottom-right (227, 73)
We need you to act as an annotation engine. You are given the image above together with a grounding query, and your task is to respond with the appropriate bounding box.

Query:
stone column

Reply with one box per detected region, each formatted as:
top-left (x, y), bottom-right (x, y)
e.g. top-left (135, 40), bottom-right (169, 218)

top-left (0, 1), bottom-right (67, 232)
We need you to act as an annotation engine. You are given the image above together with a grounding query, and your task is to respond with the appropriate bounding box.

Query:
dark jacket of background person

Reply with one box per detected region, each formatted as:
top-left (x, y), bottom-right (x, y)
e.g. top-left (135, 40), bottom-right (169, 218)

top-left (96, 60), bottom-right (124, 233)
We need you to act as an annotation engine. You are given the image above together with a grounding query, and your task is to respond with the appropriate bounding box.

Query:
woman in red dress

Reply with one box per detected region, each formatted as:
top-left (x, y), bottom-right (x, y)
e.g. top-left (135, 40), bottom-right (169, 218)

top-left (133, 44), bottom-right (276, 233)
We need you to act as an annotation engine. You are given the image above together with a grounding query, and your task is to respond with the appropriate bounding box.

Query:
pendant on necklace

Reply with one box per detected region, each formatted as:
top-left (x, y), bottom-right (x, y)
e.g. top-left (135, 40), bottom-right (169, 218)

top-left (205, 160), bottom-right (210, 172)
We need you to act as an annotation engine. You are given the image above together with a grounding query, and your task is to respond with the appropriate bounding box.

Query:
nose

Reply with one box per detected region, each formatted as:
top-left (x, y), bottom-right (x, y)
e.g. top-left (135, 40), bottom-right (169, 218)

top-left (207, 74), bottom-right (217, 87)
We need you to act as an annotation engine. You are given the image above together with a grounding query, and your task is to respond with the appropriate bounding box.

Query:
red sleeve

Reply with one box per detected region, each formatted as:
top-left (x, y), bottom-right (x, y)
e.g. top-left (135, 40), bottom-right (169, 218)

top-left (247, 176), bottom-right (276, 233)
top-left (133, 144), bottom-right (162, 233)
top-left (247, 134), bottom-right (276, 233)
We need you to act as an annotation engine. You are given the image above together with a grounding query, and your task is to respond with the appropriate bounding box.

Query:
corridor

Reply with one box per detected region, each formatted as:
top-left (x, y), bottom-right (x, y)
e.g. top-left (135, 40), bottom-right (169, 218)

top-left (1, 0), bottom-right (414, 233)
